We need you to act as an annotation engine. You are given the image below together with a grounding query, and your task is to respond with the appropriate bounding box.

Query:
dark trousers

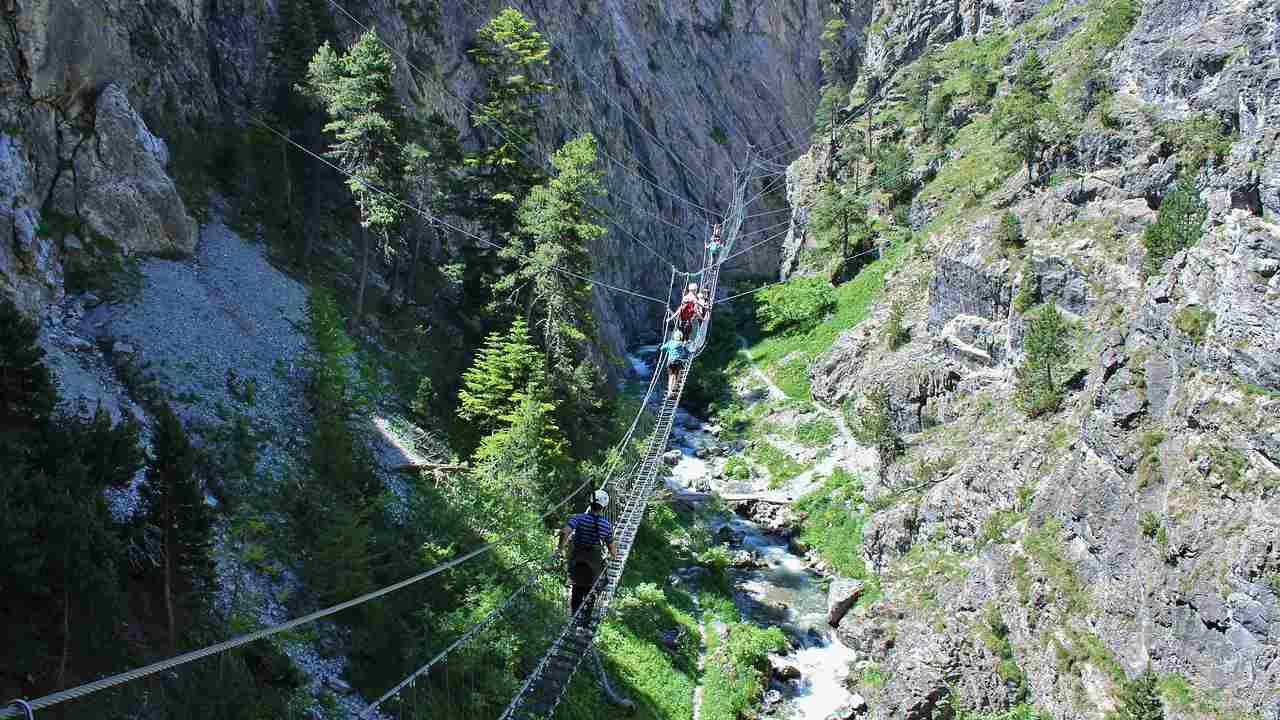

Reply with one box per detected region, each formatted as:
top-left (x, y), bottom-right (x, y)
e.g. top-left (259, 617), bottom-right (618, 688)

top-left (568, 546), bottom-right (603, 626)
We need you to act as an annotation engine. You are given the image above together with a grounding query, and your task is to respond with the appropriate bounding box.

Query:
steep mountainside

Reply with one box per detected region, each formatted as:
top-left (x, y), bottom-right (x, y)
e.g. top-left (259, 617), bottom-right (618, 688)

top-left (1, 0), bottom-right (822, 350)
top-left (772, 0), bottom-right (1279, 718)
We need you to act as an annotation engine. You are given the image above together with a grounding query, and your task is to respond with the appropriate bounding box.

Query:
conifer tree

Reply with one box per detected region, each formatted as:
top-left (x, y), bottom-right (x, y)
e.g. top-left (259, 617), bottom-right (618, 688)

top-left (808, 182), bottom-right (870, 264)
top-left (1141, 177), bottom-right (1207, 276)
top-left (82, 401), bottom-right (145, 488)
top-left (465, 380), bottom-right (566, 555)
top-left (457, 318), bottom-right (550, 435)
top-left (996, 48), bottom-right (1058, 184)
top-left (306, 30), bottom-right (404, 320)
top-left (465, 8), bottom-right (555, 234)
top-left (502, 134), bottom-right (607, 370)
top-left (1014, 302), bottom-right (1074, 417)
top-left (401, 111), bottom-right (466, 298)
top-left (0, 298), bottom-right (56, 433)
top-left (141, 403), bottom-right (214, 652)
top-left (904, 52), bottom-right (936, 136)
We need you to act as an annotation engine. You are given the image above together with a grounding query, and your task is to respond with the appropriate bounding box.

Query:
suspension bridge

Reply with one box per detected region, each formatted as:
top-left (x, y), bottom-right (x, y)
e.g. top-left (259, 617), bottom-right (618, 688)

top-left (1, 2), bottom-right (820, 715)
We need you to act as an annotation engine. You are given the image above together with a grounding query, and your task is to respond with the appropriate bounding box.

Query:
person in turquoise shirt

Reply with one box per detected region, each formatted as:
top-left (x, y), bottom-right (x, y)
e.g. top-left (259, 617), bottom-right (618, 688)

top-left (659, 328), bottom-right (689, 397)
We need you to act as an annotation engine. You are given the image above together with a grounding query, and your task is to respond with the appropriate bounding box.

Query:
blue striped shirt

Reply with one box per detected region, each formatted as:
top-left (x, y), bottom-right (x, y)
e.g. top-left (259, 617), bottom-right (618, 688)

top-left (567, 512), bottom-right (613, 548)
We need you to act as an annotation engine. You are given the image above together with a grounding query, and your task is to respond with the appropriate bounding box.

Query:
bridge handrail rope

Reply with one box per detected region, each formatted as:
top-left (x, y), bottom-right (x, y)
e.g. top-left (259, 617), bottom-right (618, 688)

top-left (496, 157), bottom-right (752, 720)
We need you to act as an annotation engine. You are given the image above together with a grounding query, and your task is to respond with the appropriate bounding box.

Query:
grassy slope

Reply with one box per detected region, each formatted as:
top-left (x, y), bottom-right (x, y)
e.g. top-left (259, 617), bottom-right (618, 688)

top-left (742, 241), bottom-right (907, 398)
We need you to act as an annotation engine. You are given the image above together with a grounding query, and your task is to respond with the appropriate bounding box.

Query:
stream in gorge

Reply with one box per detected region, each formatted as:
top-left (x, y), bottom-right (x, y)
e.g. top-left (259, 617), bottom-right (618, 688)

top-left (627, 347), bottom-right (861, 720)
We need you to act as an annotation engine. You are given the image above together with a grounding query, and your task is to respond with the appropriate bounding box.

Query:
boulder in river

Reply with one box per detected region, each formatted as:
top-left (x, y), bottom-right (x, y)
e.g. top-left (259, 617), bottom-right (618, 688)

top-left (662, 449), bottom-right (683, 465)
top-left (767, 653), bottom-right (802, 681)
top-left (827, 576), bottom-right (865, 627)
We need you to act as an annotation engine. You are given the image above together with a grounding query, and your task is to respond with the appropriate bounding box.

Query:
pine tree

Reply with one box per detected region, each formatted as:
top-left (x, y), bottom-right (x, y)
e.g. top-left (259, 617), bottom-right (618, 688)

top-left (1014, 48), bottom-right (1052, 103)
top-left (401, 111), bottom-right (466, 298)
top-left (905, 52), bottom-right (936, 136)
top-left (808, 182), bottom-right (871, 265)
top-left (1014, 303), bottom-right (1074, 417)
top-left (464, 8), bottom-right (556, 234)
top-left (1106, 670), bottom-right (1164, 720)
top-left (996, 48), bottom-right (1058, 184)
top-left (457, 318), bottom-right (551, 435)
top-left (465, 379), bottom-right (566, 555)
top-left (82, 401), bottom-right (145, 488)
top-left (305, 30), bottom-right (405, 321)
top-left (141, 403), bottom-right (214, 652)
top-left (1141, 177), bottom-right (1207, 276)
top-left (0, 298), bottom-right (56, 433)
top-left (502, 134), bottom-right (607, 371)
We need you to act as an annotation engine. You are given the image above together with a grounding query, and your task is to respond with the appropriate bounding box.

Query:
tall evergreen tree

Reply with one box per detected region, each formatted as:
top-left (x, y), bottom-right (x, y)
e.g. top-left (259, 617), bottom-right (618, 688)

top-left (457, 318), bottom-right (549, 435)
top-left (464, 8), bottom-right (556, 235)
top-left (0, 298), bottom-right (56, 433)
top-left (502, 134), bottom-right (607, 370)
top-left (996, 48), bottom-right (1058, 184)
top-left (305, 30), bottom-right (404, 320)
top-left (808, 182), bottom-right (871, 265)
top-left (141, 403), bottom-right (214, 652)
top-left (401, 111), bottom-right (466, 298)
top-left (1014, 302), bottom-right (1074, 417)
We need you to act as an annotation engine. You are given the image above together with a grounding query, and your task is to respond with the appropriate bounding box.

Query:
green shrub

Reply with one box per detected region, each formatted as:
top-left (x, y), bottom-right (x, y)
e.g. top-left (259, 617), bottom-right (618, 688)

top-left (1106, 669), bottom-right (1164, 720)
top-left (1013, 262), bottom-right (1040, 313)
top-left (997, 211), bottom-right (1025, 251)
top-left (883, 300), bottom-right (909, 349)
top-left (1172, 305), bottom-right (1215, 342)
top-left (700, 623), bottom-right (788, 720)
top-left (1014, 303), bottom-right (1074, 417)
top-left (1138, 511), bottom-right (1161, 539)
top-left (1142, 177), bottom-right (1207, 275)
top-left (756, 276), bottom-right (836, 332)
top-left (1159, 112), bottom-right (1235, 172)
top-left (793, 468), bottom-right (870, 577)
top-left (851, 388), bottom-right (904, 466)
top-left (1136, 430), bottom-right (1164, 488)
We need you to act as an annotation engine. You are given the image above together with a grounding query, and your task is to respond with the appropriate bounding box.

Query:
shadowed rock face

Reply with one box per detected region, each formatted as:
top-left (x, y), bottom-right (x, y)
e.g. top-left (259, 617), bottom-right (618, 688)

top-left (0, 0), bottom-right (826, 353)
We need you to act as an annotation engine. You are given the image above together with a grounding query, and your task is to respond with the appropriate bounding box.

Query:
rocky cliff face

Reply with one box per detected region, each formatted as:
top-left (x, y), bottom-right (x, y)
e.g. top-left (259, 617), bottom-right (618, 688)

top-left (1, 0), bottom-right (823, 350)
top-left (790, 0), bottom-right (1280, 718)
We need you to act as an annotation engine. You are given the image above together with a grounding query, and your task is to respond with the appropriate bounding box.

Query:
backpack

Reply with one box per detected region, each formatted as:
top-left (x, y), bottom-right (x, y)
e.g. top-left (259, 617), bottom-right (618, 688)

top-left (679, 301), bottom-right (696, 321)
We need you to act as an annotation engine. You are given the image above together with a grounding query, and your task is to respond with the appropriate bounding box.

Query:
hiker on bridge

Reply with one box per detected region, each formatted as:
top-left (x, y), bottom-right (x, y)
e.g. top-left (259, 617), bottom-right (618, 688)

top-left (659, 328), bottom-right (690, 397)
top-left (558, 489), bottom-right (616, 631)
top-left (669, 282), bottom-right (705, 338)
top-left (706, 223), bottom-right (723, 260)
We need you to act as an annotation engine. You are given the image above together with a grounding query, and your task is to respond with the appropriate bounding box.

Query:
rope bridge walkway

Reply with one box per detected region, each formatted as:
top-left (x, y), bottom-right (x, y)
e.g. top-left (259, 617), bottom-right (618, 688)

top-left (2, 20), bottom-right (788, 709)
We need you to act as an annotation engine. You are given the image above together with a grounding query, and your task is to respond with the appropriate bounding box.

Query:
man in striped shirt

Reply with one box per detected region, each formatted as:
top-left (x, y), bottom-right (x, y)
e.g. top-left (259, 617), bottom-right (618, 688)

top-left (558, 489), bottom-right (617, 630)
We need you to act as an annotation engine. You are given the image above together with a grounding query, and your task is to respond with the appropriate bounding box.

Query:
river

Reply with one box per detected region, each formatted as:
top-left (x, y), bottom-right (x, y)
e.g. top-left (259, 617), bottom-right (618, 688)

top-left (628, 347), bottom-right (861, 720)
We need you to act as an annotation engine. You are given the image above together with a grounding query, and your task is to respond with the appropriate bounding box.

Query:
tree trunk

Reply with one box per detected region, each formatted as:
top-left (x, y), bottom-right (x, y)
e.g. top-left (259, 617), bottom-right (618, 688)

top-left (355, 221), bottom-right (369, 322)
top-left (407, 228), bottom-right (423, 302)
top-left (58, 581), bottom-right (70, 688)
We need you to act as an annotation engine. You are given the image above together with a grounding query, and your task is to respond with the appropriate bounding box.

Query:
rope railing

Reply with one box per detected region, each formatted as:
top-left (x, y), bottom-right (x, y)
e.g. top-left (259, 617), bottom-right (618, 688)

top-left (493, 158), bottom-right (754, 720)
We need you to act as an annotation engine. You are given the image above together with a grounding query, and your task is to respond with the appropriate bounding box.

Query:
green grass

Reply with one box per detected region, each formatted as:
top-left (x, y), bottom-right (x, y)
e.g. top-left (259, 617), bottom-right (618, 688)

top-left (919, 116), bottom-right (1021, 215)
top-left (699, 622), bottom-right (787, 720)
top-left (1021, 519), bottom-right (1090, 615)
top-left (743, 242), bottom-right (908, 398)
top-left (793, 468), bottom-right (874, 582)
top-left (794, 416), bottom-right (838, 447)
top-left (754, 441), bottom-right (805, 489)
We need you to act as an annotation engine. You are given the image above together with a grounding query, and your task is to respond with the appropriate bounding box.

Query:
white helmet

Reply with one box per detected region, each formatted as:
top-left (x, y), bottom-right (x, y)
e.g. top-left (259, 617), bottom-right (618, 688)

top-left (688, 283), bottom-right (698, 291)
top-left (592, 489), bottom-right (610, 507)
